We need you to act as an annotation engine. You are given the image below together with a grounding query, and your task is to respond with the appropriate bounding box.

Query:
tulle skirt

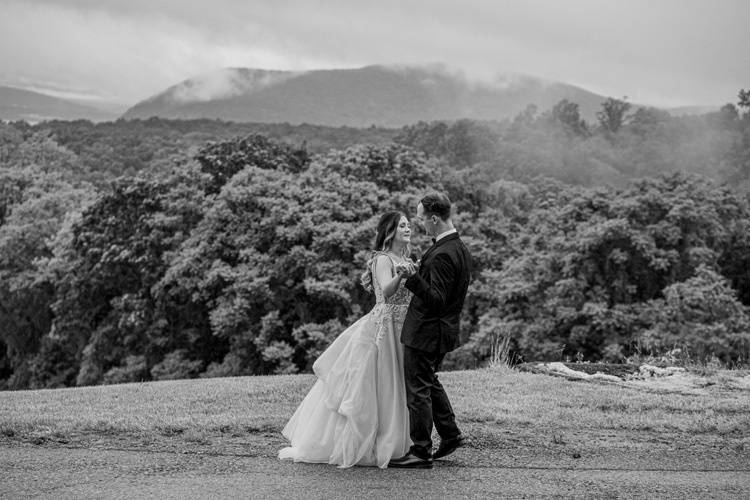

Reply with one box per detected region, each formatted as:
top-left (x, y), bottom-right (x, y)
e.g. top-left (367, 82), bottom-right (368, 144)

top-left (278, 305), bottom-right (411, 468)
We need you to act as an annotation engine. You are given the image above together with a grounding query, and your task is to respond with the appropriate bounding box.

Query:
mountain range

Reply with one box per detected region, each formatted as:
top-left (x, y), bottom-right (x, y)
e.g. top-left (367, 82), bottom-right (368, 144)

top-left (2, 65), bottom-right (721, 126)
top-left (121, 65), bottom-right (611, 126)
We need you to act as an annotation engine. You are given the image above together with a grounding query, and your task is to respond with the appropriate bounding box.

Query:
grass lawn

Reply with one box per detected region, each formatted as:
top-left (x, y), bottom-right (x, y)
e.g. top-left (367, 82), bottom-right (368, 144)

top-left (1, 367), bottom-right (749, 462)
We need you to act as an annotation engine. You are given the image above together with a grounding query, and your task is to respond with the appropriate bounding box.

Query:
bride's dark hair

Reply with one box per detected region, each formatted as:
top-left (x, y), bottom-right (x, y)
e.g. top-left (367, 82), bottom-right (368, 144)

top-left (361, 210), bottom-right (410, 293)
top-left (374, 211), bottom-right (407, 252)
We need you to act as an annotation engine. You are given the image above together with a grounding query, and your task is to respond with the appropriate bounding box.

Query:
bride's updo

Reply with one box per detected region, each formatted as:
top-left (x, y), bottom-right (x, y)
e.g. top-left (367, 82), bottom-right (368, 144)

top-left (361, 210), bottom-right (409, 293)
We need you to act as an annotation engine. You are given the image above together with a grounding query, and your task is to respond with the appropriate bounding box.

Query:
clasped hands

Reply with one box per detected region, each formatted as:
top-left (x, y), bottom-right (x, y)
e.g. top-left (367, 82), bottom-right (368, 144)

top-left (395, 261), bottom-right (418, 278)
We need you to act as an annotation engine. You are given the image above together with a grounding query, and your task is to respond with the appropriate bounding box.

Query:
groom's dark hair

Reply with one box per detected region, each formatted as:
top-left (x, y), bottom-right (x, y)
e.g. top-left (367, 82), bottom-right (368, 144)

top-left (420, 192), bottom-right (451, 221)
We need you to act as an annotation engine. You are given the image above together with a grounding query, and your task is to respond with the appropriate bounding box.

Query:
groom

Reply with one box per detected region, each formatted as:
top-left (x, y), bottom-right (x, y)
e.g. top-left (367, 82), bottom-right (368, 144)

top-left (389, 192), bottom-right (473, 469)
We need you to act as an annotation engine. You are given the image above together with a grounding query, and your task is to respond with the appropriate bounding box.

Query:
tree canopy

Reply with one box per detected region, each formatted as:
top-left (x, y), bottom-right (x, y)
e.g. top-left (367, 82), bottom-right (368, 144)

top-left (2, 91), bottom-right (750, 389)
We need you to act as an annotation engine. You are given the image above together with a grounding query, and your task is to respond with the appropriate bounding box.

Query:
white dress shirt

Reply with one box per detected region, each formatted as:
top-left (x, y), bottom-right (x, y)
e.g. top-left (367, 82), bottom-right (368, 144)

top-left (434, 228), bottom-right (457, 243)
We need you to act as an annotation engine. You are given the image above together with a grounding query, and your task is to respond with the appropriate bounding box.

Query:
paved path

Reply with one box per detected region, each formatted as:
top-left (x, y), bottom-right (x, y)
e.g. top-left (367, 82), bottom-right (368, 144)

top-left (2, 443), bottom-right (749, 499)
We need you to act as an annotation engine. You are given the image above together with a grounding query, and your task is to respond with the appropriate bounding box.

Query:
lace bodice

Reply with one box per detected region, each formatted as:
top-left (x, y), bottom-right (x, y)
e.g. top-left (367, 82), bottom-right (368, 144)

top-left (370, 252), bottom-right (413, 307)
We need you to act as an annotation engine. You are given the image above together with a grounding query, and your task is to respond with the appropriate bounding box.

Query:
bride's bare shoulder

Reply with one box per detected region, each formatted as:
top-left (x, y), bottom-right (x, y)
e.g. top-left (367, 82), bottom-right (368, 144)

top-left (371, 252), bottom-right (397, 279)
top-left (372, 252), bottom-right (394, 266)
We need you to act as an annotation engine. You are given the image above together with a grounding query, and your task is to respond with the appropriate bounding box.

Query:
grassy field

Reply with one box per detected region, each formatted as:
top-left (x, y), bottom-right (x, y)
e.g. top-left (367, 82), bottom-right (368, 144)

top-left (1, 367), bottom-right (749, 461)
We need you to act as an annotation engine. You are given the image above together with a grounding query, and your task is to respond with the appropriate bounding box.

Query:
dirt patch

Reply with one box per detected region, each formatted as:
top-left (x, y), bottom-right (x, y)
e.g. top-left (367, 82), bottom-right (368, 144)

top-left (518, 362), bottom-right (750, 395)
top-left (519, 362), bottom-right (640, 379)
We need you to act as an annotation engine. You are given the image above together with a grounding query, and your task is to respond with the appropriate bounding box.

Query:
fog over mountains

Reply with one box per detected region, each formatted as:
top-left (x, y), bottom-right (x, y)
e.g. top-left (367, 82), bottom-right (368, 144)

top-left (121, 65), bottom-right (611, 126)
top-left (2, 65), bottom-right (722, 126)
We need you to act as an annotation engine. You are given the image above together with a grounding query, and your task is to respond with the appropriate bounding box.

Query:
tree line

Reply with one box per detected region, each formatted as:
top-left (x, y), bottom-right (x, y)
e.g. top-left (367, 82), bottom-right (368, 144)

top-left (1, 92), bottom-right (749, 389)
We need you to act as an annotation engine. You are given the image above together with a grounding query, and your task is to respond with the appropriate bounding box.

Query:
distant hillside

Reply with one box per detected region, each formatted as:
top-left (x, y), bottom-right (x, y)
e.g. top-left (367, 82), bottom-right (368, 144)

top-left (0, 86), bottom-right (117, 122)
top-left (122, 65), bottom-right (611, 127)
top-left (666, 104), bottom-right (723, 116)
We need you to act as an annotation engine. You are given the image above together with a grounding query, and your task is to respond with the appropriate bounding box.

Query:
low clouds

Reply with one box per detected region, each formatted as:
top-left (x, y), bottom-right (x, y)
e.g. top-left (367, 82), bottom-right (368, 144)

top-left (168, 68), bottom-right (304, 103)
top-left (1, 0), bottom-right (747, 107)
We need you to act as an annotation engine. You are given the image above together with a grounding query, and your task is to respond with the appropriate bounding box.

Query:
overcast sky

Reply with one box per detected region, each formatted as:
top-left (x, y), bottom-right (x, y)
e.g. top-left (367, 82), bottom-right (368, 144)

top-left (1, 0), bottom-right (747, 108)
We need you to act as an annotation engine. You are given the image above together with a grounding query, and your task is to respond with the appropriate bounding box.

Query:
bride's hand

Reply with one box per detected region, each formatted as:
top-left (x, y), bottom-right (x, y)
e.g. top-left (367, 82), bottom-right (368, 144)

top-left (395, 263), bottom-right (413, 277)
top-left (395, 264), bottom-right (408, 277)
top-left (399, 262), bottom-right (417, 277)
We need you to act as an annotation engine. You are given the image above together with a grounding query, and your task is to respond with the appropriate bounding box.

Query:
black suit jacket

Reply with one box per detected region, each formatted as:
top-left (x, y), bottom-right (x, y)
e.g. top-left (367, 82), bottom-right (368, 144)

top-left (401, 232), bottom-right (472, 353)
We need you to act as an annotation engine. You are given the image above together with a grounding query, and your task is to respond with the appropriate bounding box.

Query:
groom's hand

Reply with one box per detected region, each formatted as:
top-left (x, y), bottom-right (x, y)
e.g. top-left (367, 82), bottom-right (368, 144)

top-left (396, 263), bottom-right (416, 278)
top-left (404, 262), bottom-right (418, 277)
top-left (396, 263), bottom-right (411, 277)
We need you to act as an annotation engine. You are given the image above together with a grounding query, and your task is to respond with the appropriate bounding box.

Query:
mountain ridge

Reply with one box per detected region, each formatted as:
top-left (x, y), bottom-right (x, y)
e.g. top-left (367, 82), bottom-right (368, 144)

top-left (3, 66), bottom-right (724, 126)
top-left (121, 65), bottom-right (613, 127)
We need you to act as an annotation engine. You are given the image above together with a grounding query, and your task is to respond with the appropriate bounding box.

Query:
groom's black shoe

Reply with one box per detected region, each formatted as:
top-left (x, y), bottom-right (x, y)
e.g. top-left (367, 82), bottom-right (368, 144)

top-left (388, 450), bottom-right (433, 469)
top-left (433, 434), bottom-right (466, 460)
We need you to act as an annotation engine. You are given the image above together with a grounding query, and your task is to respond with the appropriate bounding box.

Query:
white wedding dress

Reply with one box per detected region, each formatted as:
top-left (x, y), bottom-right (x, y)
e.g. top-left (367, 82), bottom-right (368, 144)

top-left (278, 253), bottom-right (412, 468)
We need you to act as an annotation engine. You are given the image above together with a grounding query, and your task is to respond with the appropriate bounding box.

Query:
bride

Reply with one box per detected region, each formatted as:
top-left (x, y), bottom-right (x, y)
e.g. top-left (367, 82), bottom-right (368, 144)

top-left (278, 211), bottom-right (415, 468)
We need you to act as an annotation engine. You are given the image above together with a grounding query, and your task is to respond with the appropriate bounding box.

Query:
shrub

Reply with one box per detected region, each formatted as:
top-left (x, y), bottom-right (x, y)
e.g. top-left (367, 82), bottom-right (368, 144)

top-left (150, 350), bottom-right (204, 381)
top-left (638, 265), bottom-right (750, 364)
top-left (102, 355), bottom-right (148, 384)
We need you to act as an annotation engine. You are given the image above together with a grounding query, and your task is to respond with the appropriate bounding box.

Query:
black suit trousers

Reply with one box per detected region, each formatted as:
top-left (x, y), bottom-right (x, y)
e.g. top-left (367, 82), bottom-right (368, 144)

top-left (403, 345), bottom-right (460, 457)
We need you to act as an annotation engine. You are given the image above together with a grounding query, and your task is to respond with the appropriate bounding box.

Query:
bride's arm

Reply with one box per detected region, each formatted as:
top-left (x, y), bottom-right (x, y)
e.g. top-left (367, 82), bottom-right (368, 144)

top-left (374, 255), bottom-right (404, 299)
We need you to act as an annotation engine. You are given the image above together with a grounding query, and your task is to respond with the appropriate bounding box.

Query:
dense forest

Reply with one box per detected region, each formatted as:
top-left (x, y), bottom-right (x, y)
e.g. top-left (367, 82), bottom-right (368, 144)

top-left (2, 92), bottom-right (750, 389)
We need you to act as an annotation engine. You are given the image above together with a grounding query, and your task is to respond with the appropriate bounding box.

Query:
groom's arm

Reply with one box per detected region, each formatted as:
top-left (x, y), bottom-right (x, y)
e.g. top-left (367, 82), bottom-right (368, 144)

top-left (404, 254), bottom-right (455, 311)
